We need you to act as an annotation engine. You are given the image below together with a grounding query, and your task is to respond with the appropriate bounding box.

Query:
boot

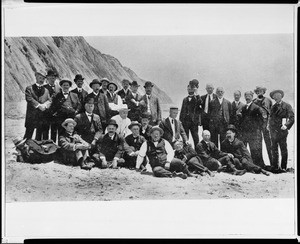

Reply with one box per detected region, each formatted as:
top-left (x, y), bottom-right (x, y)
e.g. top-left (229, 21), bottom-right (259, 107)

top-left (172, 172), bottom-right (187, 179)
top-left (232, 169), bottom-right (247, 176)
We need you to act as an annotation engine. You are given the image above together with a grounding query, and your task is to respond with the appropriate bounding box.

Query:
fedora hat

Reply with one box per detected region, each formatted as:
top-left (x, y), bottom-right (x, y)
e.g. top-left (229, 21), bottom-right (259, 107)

top-left (270, 89), bottom-right (284, 99)
top-left (189, 79), bottom-right (199, 88)
top-left (13, 137), bottom-right (27, 148)
top-left (61, 118), bottom-right (77, 130)
top-left (35, 71), bottom-right (46, 78)
top-left (141, 112), bottom-right (151, 119)
top-left (74, 74), bottom-right (84, 82)
top-left (108, 82), bottom-right (118, 91)
top-left (254, 86), bottom-right (267, 93)
top-left (117, 104), bottom-right (131, 112)
top-left (100, 77), bottom-right (110, 84)
top-left (107, 119), bottom-right (118, 128)
top-left (89, 79), bottom-right (102, 88)
top-left (121, 79), bottom-right (131, 84)
top-left (226, 124), bottom-right (237, 133)
top-left (59, 79), bottom-right (72, 87)
top-left (150, 126), bottom-right (164, 135)
top-left (130, 80), bottom-right (140, 87)
top-left (46, 70), bottom-right (58, 77)
top-left (144, 81), bottom-right (154, 88)
top-left (129, 121), bottom-right (141, 130)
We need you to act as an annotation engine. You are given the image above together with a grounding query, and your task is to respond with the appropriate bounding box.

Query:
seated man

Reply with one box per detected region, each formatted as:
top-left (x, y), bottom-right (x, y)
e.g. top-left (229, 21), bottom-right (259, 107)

top-left (139, 112), bottom-right (152, 141)
top-left (173, 141), bottom-right (214, 177)
top-left (123, 121), bottom-right (147, 171)
top-left (221, 125), bottom-right (270, 176)
top-left (94, 119), bottom-right (125, 169)
top-left (195, 130), bottom-right (246, 175)
top-left (74, 97), bottom-right (103, 154)
top-left (58, 118), bottom-right (95, 170)
top-left (136, 126), bottom-right (194, 179)
top-left (109, 104), bottom-right (132, 138)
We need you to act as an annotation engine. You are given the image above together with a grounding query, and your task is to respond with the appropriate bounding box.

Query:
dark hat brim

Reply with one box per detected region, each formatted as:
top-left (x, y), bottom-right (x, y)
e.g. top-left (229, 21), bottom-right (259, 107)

top-left (59, 80), bottom-right (72, 86)
top-left (270, 90), bottom-right (284, 99)
top-left (89, 80), bottom-right (102, 88)
top-left (108, 82), bottom-right (118, 91)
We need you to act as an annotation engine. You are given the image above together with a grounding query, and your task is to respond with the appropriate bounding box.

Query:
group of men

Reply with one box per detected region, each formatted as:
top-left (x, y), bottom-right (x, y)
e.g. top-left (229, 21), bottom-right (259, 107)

top-left (22, 70), bottom-right (294, 177)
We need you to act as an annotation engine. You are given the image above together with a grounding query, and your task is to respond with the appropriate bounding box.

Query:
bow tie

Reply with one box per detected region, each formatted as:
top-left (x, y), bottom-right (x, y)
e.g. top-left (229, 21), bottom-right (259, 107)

top-left (63, 92), bottom-right (69, 95)
top-left (87, 114), bottom-right (92, 117)
top-left (78, 89), bottom-right (82, 92)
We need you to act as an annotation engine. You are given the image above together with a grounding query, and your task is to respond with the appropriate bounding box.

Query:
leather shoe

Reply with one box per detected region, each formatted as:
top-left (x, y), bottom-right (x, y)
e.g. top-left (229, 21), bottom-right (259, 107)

top-left (172, 172), bottom-right (187, 179)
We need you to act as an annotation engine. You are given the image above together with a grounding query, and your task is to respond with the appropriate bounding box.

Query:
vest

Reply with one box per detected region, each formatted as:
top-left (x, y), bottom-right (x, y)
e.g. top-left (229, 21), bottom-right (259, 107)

top-left (146, 139), bottom-right (167, 168)
top-left (107, 92), bottom-right (118, 104)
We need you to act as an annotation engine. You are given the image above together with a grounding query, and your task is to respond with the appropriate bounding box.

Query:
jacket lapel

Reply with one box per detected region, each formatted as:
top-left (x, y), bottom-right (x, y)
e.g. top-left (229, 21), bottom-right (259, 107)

top-left (165, 118), bottom-right (173, 134)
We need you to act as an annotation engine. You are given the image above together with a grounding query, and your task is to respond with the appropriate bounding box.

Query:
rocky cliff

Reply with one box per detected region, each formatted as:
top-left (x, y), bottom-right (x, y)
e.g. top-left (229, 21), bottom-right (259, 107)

top-left (4, 36), bottom-right (173, 103)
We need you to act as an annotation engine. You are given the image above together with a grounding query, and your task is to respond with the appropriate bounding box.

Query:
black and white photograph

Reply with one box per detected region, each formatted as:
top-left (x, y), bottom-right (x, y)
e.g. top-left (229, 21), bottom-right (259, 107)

top-left (2, 1), bottom-right (297, 241)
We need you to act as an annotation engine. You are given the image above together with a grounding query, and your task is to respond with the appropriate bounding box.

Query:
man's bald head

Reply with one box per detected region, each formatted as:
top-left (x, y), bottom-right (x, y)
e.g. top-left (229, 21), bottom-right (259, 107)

top-left (202, 130), bottom-right (211, 142)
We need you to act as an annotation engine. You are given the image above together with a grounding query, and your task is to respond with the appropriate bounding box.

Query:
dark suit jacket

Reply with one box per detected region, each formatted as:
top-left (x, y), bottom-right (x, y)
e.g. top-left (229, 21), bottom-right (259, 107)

top-left (221, 138), bottom-right (252, 162)
top-left (239, 102), bottom-right (265, 133)
top-left (200, 93), bottom-right (217, 118)
top-left (74, 112), bottom-right (103, 144)
top-left (124, 134), bottom-right (146, 154)
top-left (71, 88), bottom-right (88, 112)
top-left (253, 96), bottom-right (273, 117)
top-left (140, 94), bottom-right (162, 123)
top-left (44, 84), bottom-right (59, 98)
top-left (230, 100), bottom-right (245, 128)
top-left (195, 140), bottom-right (228, 162)
top-left (50, 91), bottom-right (81, 118)
top-left (159, 118), bottom-right (188, 145)
top-left (174, 144), bottom-right (199, 162)
top-left (209, 97), bottom-right (232, 124)
top-left (179, 95), bottom-right (203, 125)
top-left (140, 125), bottom-right (152, 141)
top-left (117, 89), bottom-right (132, 104)
top-left (86, 92), bottom-right (111, 124)
top-left (96, 133), bottom-right (125, 161)
top-left (25, 84), bottom-right (51, 128)
top-left (269, 101), bottom-right (294, 132)
top-left (127, 92), bottom-right (142, 121)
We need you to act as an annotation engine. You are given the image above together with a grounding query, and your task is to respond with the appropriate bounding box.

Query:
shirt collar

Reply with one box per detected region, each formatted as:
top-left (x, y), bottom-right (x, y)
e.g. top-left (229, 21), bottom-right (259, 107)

top-left (78, 88), bottom-right (83, 92)
top-left (86, 112), bottom-right (93, 117)
top-left (246, 101), bottom-right (252, 107)
top-left (93, 91), bottom-right (99, 96)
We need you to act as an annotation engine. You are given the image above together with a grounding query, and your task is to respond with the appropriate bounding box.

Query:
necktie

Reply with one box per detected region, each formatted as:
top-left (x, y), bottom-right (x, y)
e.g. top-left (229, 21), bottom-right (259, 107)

top-left (63, 92), bottom-right (68, 95)
top-left (171, 119), bottom-right (174, 124)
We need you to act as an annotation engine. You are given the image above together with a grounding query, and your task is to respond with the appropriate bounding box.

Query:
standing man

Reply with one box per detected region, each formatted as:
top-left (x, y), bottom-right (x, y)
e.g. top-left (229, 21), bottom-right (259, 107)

top-left (230, 90), bottom-right (245, 134)
top-left (221, 125), bottom-right (270, 176)
top-left (71, 74), bottom-right (88, 113)
top-left (44, 70), bottom-right (59, 141)
top-left (200, 83), bottom-right (217, 131)
top-left (50, 79), bottom-right (81, 137)
top-left (86, 79), bottom-right (111, 131)
top-left (74, 97), bottom-right (103, 155)
top-left (160, 107), bottom-right (188, 147)
top-left (179, 80), bottom-right (202, 147)
top-left (117, 79), bottom-right (132, 104)
top-left (136, 126), bottom-right (193, 179)
top-left (195, 130), bottom-right (246, 175)
top-left (107, 81), bottom-right (123, 116)
top-left (238, 91), bottom-right (266, 168)
top-left (269, 89), bottom-right (294, 172)
top-left (208, 87), bottom-right (232, 148)
top-left (139, 81), bottom-right (162, 126)
top-left (24, 71), bottom-right (51, 140)
top-left (127, 80), bottom-right (142, 121)
top-left (253, 86), bottom-right (273, 165)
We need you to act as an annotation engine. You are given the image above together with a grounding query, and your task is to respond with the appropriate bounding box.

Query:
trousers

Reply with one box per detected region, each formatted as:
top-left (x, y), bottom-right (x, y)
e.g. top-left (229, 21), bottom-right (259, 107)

top-left (270, 129), bottom-right (288, 170)
top-left (182, 119), bottom-right (199, 147)
top-left (152, 158), bottom-right (189, 178)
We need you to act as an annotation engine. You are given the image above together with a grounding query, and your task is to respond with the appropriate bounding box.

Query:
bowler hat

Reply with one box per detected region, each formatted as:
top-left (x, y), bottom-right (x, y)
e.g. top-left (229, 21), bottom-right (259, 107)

top-left (35, 71), bottom-right (46, 78)
top-left (189, 79), bottom-right (199, 88)
top-left (270, 89), bottom-right (284, 99)
top-left (100, 77), bottom-right (110, 84)
top-left (254, 86), bottom-right (267, 93)
top-left (74, 74), bottom-right (84, 82)
top-left (46, 70), bottom-right (57, 77)
top-left (129, 121), bottom-right (141, 130)
top-left (107, 119), bottom-right (118, 128)
top-left (89, 79), bottom-right (102, 88)
top-left (59, 79), bottom-right (72, 87)
top-left (144, 81), bottom-right (154, 88)
top-left (108, 82), bottom-right (118, 91)
top-left (150, 126), bottom-right (164, 135)
top-left (130, 80), bottom-right (140, 87)
top-left (141, 112), bottom-right (151, 119)
top-left (122, 79), bottom-right (131, 84)
top-left (61, 118), bottom-right (77, 130)
top-left (13, 137), bottom-right (27, 148)
top-left (226, 124), bottom-right (237, 133)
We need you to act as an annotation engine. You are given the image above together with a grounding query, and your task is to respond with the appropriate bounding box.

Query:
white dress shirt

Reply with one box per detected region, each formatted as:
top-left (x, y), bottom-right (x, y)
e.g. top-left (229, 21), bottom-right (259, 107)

top-left (136, 139), bottom-right (174, 168)
top-left (205, 94), bottom-right (213, 113)
top-left (146, 95), bottom-right (151, 113)
top-left (168, 117), bottom-right (176, 142)
top-left (218, 97), bottom-right (224, 105)
top-left (86, 112), bottom-right (93, 122)
top-left (246, 101), bottom-right (252, 109)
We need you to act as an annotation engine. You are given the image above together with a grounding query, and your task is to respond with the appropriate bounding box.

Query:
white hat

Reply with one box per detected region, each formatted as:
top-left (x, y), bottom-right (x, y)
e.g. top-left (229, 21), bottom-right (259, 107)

top-left (117, 104), bottom-right (131, 112)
